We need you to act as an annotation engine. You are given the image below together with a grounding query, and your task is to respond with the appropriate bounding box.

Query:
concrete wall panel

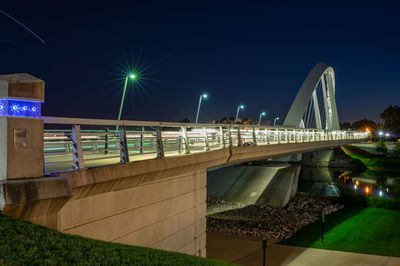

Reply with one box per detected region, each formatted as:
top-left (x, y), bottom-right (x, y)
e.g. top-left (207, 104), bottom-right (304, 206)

top-left (60, 172), bottom-right (200, 229)
top-left (57, 170), bottom-right (207, 256)
top-left (113, 207), bottom-right (195, 246)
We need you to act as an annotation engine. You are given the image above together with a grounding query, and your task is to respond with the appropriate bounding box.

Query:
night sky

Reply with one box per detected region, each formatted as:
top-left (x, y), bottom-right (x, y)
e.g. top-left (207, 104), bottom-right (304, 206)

top-left (1, 1), bottom-right (399, 124)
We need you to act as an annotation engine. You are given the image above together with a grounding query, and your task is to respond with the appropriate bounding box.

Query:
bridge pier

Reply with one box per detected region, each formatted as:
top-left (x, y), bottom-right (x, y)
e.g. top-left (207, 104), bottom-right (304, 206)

top-left (208, 163), bottom-right (300, 208)
top-left (301, 149), bottom-right (334, 167)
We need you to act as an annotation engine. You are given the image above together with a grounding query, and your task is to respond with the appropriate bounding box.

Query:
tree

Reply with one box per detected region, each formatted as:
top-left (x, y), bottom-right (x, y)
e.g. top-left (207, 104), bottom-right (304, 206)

top-left (381, 105), bottom-right (400, 135)
top-left (350, 119), bottom-right (379, 133)
top-left (376, 139), bottom-right (387, 152)
top-left (179, 118), bottom-right (190, 123)
top-left (340, 121), bottom-right (352, 130)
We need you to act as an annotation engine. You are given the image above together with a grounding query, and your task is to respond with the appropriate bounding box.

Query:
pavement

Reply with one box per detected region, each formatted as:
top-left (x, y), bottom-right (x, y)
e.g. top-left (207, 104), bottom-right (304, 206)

top-left (206, 232), bottom-right (400, 266)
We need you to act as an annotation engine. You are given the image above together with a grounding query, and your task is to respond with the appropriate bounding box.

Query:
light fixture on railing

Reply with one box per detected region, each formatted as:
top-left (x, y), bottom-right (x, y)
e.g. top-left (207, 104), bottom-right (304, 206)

top-left (0, 99), bottom-right (42, 117)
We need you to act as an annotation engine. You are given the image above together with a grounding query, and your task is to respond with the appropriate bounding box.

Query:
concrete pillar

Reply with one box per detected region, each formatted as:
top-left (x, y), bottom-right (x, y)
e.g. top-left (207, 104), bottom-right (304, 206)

top-left (0, 74), bottom-right (44, 180)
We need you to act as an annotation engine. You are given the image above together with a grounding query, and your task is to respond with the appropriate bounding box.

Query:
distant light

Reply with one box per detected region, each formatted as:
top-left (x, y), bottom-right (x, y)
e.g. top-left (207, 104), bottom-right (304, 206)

top-left (355, 180), bottom-right (359, 186)
top-left (378, 131), bottom-right (384, 136)
top-left (365, 187), bottom-right (369, 193)
top-left (386, 188), bottom-right (389, 192)
top-left (240, 105), bottom-right (244, 109)
top-left (12, 105), bottom-right (18, 111)
top-left (202, 93), bottom-right (208, 98)
top-left (22, 106), bottom-right (27, 111)
top-left (379, 191), bottom-right (383, 197)
top-left (365, 128), bottom-right (370, 132)
top-left (262, 112), bottom-right (266, 116)
top-left (32, 107), bottom-right (37, 112)
top-left (385, 133), bottom-right (390, 137)
top-left (354, 184), bottom-right (357, 190)
top-left (276, 117), bottom-right (280, 120)
top-left (129, 73), bottom-right (136, 79)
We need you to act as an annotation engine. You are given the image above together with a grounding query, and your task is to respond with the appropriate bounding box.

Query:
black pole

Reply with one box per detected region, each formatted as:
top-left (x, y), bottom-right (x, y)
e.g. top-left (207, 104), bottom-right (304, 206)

top-left (262, 238), bottom-right (267, 266)
top-left (321, 209), bottom-right (325, 244)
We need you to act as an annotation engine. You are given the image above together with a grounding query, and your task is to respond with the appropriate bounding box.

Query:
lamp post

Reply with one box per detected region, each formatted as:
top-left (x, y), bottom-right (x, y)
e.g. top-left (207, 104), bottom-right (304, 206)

top-left (235, 105), bottom-right (244, 123)
top-left (195, 93), bottom-right (208, 124)
top-left (273, 117), bottom-right (280, 126)
top-left (117, 73), bottom-right (136, 127)
top-left (258, 112), bottom-right (267, 126)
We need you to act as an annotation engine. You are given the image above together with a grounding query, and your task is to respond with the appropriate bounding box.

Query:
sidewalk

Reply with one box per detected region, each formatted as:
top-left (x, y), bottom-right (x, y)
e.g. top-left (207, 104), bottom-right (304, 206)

top-left (206, 233), bottom-right (400, 266)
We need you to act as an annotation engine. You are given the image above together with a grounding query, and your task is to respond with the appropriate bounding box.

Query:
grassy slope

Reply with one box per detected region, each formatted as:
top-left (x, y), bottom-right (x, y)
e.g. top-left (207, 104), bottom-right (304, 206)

top-left (341, 145), bottom-right (400, 170)
top-left (281, 207), bottom-right (400, 257)
top-left (0, 214), bottom-right (232, 265)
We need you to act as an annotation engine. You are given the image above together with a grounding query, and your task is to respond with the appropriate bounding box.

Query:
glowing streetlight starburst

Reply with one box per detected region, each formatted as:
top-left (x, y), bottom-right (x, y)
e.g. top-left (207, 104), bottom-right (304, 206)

top-left (195, 93), bottom-right (208, 124)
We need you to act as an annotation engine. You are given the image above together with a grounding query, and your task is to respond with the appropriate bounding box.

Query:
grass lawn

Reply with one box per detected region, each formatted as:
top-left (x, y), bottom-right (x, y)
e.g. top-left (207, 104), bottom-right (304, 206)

top-left (281, 207), bottom-right (400, 257)
top-left (0, 214), bottom-right (232, 265)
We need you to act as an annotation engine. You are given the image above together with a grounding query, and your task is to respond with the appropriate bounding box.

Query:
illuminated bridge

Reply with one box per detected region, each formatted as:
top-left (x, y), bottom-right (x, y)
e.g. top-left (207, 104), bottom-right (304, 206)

top-left (0, 63), bottom-right (369, 257)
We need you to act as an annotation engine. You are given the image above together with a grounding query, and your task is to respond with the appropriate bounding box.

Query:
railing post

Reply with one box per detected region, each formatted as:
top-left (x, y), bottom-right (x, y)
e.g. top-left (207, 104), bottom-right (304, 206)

top-left (278, 130), bottom-right (281, 144)
top-left (72, 124), bottom-right (84, 169)
top-left (140, 126), bottom-right (144, 154)
top-left (237, 127), bottom-right (242, 146)
top-left (228, 126), bottom-right (233, 148)
top-left (203, 127), bottom-right (210, 151)
top-left (93, 139), bottom-right (97, 151)
top-left (252, 127), bottom-right (257, 146)
top-left (104, 128), bottom-right (109, 154)
top-left (156, 127), bottom-right (164, 158)
top-left (219, 126), bottom-right (225, 148)
top-left (119, 126), bottom-right (130, 163)
top-left (266, 129), bottom-right (270, 144)
top-left (285, 129), bottom-right (288, 143)
top-left (180, 126), bottom-right (190, 154)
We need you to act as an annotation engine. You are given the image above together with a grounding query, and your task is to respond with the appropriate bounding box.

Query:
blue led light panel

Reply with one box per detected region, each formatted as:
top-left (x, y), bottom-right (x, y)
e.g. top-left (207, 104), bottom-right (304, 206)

top-left (0, 99), bottom-right (42, 117)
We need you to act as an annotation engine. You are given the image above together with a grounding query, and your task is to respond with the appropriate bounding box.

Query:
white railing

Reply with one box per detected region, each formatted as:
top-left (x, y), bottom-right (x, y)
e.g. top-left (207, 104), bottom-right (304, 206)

top-left (43, 116), bottom-right (369, 173)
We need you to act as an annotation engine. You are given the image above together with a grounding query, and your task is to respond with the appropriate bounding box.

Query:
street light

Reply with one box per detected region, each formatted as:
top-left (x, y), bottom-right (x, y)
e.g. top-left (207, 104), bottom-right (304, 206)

top-left (117, 73), bottom-right (136, 131)
top-left (235, 105), bottom-right (244, 123)
top-left (378, 131), bottom-right (383, 140)
top-left (195, 93), bottom-right (208, 124)
top-left (258, 111), bottom-right (267, 126)
top-left (273, 117), bottom-right (280, 126)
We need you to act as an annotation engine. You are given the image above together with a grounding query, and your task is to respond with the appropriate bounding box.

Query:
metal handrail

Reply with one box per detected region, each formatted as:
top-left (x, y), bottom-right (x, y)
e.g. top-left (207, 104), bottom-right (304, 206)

top-left (42, 116), bottom-right (370, 173)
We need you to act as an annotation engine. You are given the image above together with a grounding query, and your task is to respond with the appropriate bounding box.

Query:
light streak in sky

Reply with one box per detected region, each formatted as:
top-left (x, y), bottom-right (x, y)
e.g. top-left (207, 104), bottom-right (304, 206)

top-left (0, 8), bottom-right (45, 44)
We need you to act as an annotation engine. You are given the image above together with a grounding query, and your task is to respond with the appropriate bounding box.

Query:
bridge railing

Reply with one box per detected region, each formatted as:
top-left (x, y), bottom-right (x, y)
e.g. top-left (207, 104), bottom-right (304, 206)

top-left (43, 117), bottom-right (369, 173)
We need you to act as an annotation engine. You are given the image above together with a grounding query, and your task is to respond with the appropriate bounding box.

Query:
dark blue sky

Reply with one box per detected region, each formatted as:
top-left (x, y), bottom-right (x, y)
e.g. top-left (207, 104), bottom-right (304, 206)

top-left (1, 0), bottom-right (399, 124)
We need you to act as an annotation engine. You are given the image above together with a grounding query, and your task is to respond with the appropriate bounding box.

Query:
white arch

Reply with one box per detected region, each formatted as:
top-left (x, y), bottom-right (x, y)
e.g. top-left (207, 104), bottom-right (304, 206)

top-left (283, 63), bottom-right (340, 130)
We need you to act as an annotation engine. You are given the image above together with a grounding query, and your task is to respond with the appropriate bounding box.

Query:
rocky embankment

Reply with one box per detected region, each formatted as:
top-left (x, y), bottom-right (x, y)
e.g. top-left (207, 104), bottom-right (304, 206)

top-left (207, 193), bottom-right (343, 240)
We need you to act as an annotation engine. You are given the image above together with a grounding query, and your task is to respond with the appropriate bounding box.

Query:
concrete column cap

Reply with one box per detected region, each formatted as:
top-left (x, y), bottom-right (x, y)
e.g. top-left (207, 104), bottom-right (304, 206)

top-left (0, 73), bottom-right (44, 102)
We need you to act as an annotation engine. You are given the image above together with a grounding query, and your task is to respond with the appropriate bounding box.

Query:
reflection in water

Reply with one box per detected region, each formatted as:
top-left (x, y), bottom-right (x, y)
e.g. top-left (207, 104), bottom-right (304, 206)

top-left (298, 167), bottom-right (400, 199)
top-left (298, 167), bottom-right (341, 197)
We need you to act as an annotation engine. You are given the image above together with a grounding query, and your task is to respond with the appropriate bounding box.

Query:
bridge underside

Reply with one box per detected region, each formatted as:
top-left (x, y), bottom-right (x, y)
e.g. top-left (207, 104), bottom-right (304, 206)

top-left (1, 139), bottom-right (364, 256)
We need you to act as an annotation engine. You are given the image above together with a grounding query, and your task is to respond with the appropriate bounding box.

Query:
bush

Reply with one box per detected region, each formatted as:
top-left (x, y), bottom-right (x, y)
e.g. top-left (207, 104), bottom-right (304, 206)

top-left (376, 140), bottom-right (387, 152)
top-left (338, 193), bottom-right (367, 207)
top-left (394, 142), bottom-right (400, 154)
top-left (367, 196), bottom-right (400, 210)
